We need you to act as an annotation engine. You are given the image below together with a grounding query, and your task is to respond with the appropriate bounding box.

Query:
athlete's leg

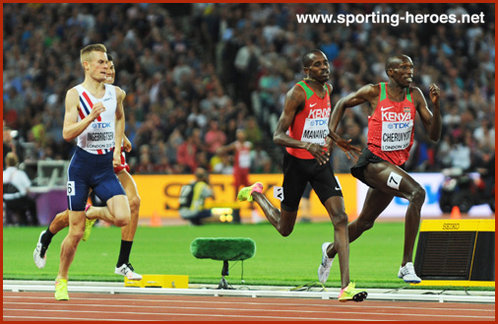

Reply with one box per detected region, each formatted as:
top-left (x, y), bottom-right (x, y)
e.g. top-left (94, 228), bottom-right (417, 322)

top-left (57, 210), bottom-right (85, 280)
top-left (49, 209), bottom-right (70, 234)
top-left (85, 205), bottom-right (114, 223)
top-left (361, 162), bottom-right (425, 265)
top-left (86, 194), bottom-right (131, 227)
top-left (328, 187), bottom-right (393, 258)
top-left (106, 194), bottom-right (130, 227)
top-left (118, 170), bottom-right (140, 241)
top-left (42, 209), bottom-right (70, 251)
top-left (233, 172), bottom-right (241, 201)
top-left (252, 192), bottom-right (298, 237)
top-left (323, 196), bottom-right (350, 288)
top-left (115, 170), bottom-right (141, 272)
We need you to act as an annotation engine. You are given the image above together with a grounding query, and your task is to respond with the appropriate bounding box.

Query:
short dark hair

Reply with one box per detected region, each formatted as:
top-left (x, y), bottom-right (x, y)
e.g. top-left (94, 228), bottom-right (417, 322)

top-left (385, 54), bottom-right (412, 73)
top-left (302, 49), bottom-right (325, 67)
top-left (107, 54), bottom-right (113, 62)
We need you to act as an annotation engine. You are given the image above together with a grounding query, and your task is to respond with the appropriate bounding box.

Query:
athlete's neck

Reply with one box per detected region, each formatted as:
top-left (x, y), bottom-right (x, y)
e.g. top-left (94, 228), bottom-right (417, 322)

top-left (82, 78), bottom-right (105, 96)
top-left (387, 80), bottom-right (408, 90)
top-left (386, 80), bottom-right (408, 101)
top-left (304, 77), bottom-right (325, 87)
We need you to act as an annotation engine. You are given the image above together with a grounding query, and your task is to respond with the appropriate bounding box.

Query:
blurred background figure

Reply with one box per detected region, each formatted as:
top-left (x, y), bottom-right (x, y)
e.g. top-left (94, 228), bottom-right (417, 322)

top-left (3, 152), bottom-right (38, 226)
top-left (178, 167), bottom-right (215, 225)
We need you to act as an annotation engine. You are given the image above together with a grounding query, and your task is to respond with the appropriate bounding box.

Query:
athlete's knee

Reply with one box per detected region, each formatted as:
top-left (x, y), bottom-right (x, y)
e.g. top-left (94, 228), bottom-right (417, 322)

top-left (331, 211), bottom-right (348, 228)
top-left (70, 228), bottom-right (85, 242)
top-left (356, 218), bottom-right (375, 232)
top-left (279, 224), bottom-right (294, 237)
top-left (129, 195), bottom-right (141, 213)
top-left (410, 185), bottom-right (426, 207)
top-left (114, 216), bottom-right (130, 227)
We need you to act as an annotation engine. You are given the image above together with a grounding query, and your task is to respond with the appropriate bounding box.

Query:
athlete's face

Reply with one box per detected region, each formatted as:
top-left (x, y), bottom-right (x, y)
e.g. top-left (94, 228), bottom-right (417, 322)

top-left (86, 51), bottom-right (108, 82)
top-left (236, 129), bottom-right (246, 142)
top-left (305, 53), bottom-right (330, 83)
top-left (105, 61), bottom-right (115, 84)
top-left (390, 57), bottom-right (414, 87)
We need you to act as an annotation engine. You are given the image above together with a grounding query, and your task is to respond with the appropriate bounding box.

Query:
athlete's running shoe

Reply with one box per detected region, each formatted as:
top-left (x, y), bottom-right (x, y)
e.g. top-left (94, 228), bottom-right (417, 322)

top-left (55, 278), bottom-right (69, 301)
top-left (82, 219), bottom-right (97, 242)
top-left (338, 282), bottom-right (367, 302)
top-left (115, 263), bottom-right (142, 280)
top-left (237, 182), bottom-right (263, 202)
top-left (33, 231), bottom-right (47, 269)
top-left (318, 242), bottom-right (334, 284)
top-left (397, 262), bottom-right (421, 283)
top-left (82, 204), bottom-right (95, 242)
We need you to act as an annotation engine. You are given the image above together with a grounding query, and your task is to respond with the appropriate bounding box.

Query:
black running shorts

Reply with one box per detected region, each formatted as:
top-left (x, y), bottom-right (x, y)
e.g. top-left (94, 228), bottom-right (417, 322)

top-left (281, 152), bottom-right (342, 212)
top-left (351, 147), bottom-right (401, 188)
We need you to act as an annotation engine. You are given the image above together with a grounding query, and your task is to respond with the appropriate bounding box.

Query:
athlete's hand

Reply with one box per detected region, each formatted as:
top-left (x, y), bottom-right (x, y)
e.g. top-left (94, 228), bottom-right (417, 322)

top-left (429, 83), bottom-right (440, 105)
top-left (306, 142), bottom-right (330, 165)
top-left (123, 137), bottom-right (132, 152)
top-left (112, 149), bottom-right (121, 168)
top-left (90, 102), bottom-right (105, 120)
top-left (335, 138), bottom-right (361, 161)
top-left (326, 131), bottom-right (361, 161)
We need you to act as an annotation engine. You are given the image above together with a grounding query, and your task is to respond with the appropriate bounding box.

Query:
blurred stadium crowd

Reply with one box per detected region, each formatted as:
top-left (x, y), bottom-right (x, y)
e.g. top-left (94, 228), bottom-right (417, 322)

top-left (3, 3), bottom-right (494, 177)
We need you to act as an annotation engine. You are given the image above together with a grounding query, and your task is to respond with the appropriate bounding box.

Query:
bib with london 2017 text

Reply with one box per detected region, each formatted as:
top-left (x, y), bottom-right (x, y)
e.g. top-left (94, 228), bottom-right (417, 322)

top-left (286, 80), bottom-right (331, 159)
top-left (367, 82), bottom-right (416, 166)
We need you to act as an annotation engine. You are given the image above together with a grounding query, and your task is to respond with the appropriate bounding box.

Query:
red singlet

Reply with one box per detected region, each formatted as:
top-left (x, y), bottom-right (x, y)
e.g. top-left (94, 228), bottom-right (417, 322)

top-left (367, 82), bottom-right (416, 166)
top-left (286, 81), bottom-right (331, 159)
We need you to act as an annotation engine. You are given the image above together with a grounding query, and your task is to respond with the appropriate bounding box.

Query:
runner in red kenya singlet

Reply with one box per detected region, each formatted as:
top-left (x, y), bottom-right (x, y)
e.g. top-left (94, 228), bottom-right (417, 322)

top-left (326, 54), bottom-right (442, 284)
top-left (367, 81), bottom-right (416, 166)
top-left (286, 80), bottom-right (330, 159)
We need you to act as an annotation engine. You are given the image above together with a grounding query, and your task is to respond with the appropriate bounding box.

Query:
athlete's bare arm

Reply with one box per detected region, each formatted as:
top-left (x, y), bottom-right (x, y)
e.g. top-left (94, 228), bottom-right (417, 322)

top-left (327, 84), bottom-right (376, 157)
top-left (62, 88), bottom-right (105, 142)
top-left (328, 84), bottom-right (378, 134)
top-left (412, 84), bottom-right (441, 142)
top-left (216, 141), bottom-right (236, 154)
top-left (123, 135), bottom-right (132, 153)
top-left (113, 86), bottom-right (126, 167)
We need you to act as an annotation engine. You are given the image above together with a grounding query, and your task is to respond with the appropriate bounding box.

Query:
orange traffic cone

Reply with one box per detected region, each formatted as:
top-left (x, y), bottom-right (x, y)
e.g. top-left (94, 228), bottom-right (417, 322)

top-left (150, 210), bottom-right (162, 227)
top-left (450, 206), bottom-right (461, 219)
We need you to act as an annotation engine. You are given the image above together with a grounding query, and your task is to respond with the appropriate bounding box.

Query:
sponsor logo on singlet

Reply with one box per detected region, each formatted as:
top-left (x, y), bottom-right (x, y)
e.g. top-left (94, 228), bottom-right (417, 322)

top-left (300, 108), bottom-right (330, 145)
top-left (381, 111), bottom-right (413, 151)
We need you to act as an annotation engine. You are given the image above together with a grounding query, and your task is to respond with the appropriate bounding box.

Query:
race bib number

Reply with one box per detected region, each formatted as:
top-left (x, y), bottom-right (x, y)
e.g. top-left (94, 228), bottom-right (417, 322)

top-left (387, 172), bottom-right (402, 190)
top-left (381, 120), bottom-right (413, 151)
top-left (67, 181), bottom-right (76, 196)
top-left (273, 186), bottom-right (284, 201)
top-left (300, 118), bottom-right (329, 145)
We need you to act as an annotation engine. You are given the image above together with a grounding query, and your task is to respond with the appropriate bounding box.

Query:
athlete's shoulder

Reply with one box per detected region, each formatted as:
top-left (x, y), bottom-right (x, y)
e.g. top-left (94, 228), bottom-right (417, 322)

top-left (65, 86), bottom-right (79, 99)
top-left (408, 85), bottom-right (423, 94)
top-left (287, 82), bottom-right (306, 100)
top-left (110, 85), bottom-right (126, 100)
top-left (325, 82), bottom-right (333, 93)
top-left (357, 83), bottom-right (379, 97)
top-left (67, 84), bottom-right (81, 94)
top-left (408, 85), bottom-right (424, 101)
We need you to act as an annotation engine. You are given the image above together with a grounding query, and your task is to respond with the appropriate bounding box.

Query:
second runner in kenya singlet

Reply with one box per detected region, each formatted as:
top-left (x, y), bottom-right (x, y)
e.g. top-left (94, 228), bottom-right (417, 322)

top-left (367, 82), bottom-right (416, 166)
top-left (286, 80), bottom-right (331, 159)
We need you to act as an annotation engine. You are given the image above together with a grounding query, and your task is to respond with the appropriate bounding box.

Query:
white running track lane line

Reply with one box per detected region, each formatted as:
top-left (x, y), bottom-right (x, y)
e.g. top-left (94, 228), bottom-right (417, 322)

top-left (4, 304), bottom-right (494, 320)
top-left (4, 295), bottom-right (494, 312)
top-left (2, 309), bottom-right (386, 321)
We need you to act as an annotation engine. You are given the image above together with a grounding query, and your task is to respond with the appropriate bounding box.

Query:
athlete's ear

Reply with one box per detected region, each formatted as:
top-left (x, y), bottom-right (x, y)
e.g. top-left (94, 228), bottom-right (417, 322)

top-left (303, 66), bottom-right (310, 77)
top-left (82, 60), bottom-right (90, 72)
